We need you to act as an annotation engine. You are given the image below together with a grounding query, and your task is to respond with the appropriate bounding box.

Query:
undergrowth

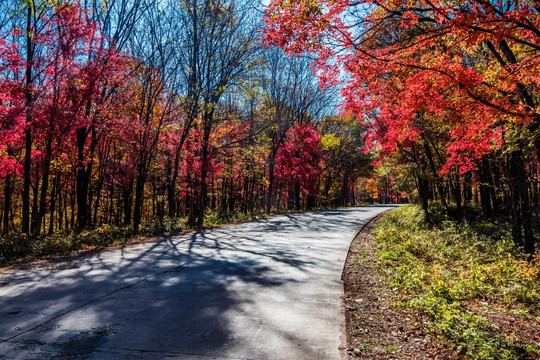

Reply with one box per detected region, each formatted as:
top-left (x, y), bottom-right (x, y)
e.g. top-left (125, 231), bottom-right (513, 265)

top-left (0, 205), bottom-right (348, 265)
top-left (0, 218), bottom-right (186, 265)
top-left (374, 203), bottom-right (540, 359)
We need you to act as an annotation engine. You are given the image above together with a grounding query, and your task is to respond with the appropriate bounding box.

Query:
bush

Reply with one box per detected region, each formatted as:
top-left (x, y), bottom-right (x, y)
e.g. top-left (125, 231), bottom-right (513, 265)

top-left (375, 204), bottom-right (540, 359)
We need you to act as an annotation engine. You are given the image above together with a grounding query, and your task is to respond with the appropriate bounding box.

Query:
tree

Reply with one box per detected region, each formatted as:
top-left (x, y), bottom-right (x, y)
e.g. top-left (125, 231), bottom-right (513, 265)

top-left (260, 48), bottom-right (331, 211)
top-left (262, 0), bottom-right (539, 254)
top-left (319, 115), bottom-right (372, 207)
top-left (183, 0), bottom-right (258, 226)
top-left (275, 123), bottom-right (321, 209)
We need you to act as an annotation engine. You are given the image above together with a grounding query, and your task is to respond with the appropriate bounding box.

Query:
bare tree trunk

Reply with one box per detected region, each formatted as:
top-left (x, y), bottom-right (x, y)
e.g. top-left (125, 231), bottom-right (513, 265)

top-left (36, 134), bottom-right (53, 234)
top-left (479, 157), bottom-right (493, 219)
top-left (266, 154), bottom-right (276, 212)
top-left (509, 150), bottom-right (535, 255)
top-left (2, 172), bottom-right (13, 234)
top-left (22, 3), bottom-right (35, 234)
top-left (48, 174), bottom-right (59, 235)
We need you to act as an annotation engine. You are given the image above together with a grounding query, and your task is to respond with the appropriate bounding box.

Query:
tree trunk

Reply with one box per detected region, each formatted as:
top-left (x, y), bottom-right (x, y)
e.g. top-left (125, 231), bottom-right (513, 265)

top-left (22, 128), bottom-right (32, 234)
top-left (36, 134), bottom-right (53, 234)
top-left (22, 4), bottom-right (33, 234)
top-left (133, 169), bottom-right (146, 233)
top-left (122, 181), bottom-right (133, 227)
top-left (415, 173), bottom-right (430, 219)
top-left (76, 128), bottom-right (89, 229)
top-left (166, 155), bottom-right (177, 218)
top-left (479, 157), bottom-right (493, 219)
top-left (340, 173), bottom-right (349, 206)
top-left (48, 174), bottom-right (59, 235)
top-left (450, 178), bottom-right (463, 220)
top-left (2, 172), bottom-right (13, 234)
top-left (93, 176), bottom-right (104, 224)
top-left (509, 150), bottom-right (535, 255)
top-left (195, 120), bottom-right (212, 227)
top-left (294, 181), bottom-right (301, 210)
top-left (266, 155), bottom-right (276, 213)
top-left (423, 138), bottom-right (448, 210)
top-left (30, 179), bottom-right (39, 233)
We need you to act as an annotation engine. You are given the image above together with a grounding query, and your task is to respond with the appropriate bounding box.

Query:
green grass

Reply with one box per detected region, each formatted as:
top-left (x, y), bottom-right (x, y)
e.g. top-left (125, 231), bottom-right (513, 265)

top-left (0, 203), bottom-right (365, 265)
top-left (382, 344), bottom-right (398, 353)
top-left (0, 219), bottom-right (185, 265)
top-left (374, 203), bottom-right (540, 360)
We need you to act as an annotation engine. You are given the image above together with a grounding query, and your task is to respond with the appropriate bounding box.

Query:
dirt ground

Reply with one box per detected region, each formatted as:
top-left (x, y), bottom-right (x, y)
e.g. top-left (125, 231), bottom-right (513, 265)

top-left (341, 213), bottom-right (453, 360)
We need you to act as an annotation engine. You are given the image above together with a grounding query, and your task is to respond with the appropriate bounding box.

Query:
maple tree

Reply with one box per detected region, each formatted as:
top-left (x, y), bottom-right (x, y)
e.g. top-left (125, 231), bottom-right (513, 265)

top-left (0, 0), bottom-right (536, 257)
top-left (263, 0), bottom-right (539, 254)
top-left (274, 123), bottom-right (321, 209)
top-left (0, 0), bottom-right (373, 247)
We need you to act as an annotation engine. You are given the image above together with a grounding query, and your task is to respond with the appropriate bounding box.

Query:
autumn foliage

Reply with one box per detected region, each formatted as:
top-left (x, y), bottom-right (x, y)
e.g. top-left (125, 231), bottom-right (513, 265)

top-left (263, 0), bottom-right (540, 254)
top-left (0, 1), bottom-right (375, 254)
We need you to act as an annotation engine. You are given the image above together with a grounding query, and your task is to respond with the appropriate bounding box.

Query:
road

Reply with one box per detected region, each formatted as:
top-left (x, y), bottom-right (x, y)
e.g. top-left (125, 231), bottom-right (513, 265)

top-left (0, 205), bottom-right (396, 360)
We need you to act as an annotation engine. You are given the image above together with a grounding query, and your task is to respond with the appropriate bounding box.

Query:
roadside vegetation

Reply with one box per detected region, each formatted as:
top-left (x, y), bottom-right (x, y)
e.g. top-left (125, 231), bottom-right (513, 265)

top-left (0, 205), bottom-right (358, 266)
top-left (374, 204), bottom-right (539, 359)
top-left (0, 209), bottom-right (281, 265)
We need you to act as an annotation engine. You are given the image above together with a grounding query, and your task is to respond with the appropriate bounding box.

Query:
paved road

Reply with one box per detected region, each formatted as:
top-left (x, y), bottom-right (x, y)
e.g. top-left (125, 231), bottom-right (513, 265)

top-left (0, 206), bottom-right (396, 360)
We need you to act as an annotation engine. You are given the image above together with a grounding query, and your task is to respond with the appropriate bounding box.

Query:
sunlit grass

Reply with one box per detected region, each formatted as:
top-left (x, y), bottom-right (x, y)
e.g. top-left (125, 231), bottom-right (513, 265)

top-left (375, 204), bottom-right (540, 359)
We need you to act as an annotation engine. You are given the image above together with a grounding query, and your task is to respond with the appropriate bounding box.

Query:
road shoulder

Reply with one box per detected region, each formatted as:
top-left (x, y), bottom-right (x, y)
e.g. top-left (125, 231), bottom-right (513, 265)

top-left (341, 212), bottom-right (450, 359)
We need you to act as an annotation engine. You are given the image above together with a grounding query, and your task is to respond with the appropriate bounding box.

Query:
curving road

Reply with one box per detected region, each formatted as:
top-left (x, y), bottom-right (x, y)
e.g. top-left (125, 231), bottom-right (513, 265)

top-left (0, 205), bottom-right (397, 360)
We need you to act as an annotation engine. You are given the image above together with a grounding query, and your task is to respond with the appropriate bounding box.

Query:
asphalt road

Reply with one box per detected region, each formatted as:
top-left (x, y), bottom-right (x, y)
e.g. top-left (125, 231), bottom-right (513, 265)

top-left (0, 205), bottom-right (397, 360)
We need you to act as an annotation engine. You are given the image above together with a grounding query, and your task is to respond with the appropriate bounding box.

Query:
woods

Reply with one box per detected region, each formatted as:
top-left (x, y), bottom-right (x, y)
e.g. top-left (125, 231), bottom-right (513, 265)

top-left (0, 0), bottom-right (538, 261)
top-left (0, 0), bottom-right (371, 251)
top-left (0, 0), bottom-right (538, 357)
top-left (263, 0), bottom-right (540, 255)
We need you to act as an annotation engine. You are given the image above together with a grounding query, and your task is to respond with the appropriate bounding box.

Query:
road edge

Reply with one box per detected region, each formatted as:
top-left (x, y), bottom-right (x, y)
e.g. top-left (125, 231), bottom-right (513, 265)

top-left (338, 210), bottom-right (390, 360)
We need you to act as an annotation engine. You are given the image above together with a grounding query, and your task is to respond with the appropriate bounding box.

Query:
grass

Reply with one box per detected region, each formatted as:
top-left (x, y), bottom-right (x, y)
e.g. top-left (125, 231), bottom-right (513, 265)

top-left (0, 219), bottom-right (183, 265)
top-left (0, 210), bottom-right (285, 265)
top-left (0, 204), bottom-right (363, 265)
top-left (382, 344), bottom-right (398, 353)
top-left (374, 203), bottom-right (540, 359)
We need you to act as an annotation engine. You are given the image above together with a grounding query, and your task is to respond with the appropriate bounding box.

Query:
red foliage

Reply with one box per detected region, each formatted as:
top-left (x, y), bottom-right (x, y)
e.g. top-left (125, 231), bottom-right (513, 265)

top-left (262, 0), bottom-right (540, 174)
top-left (275, 123), bottom-right (322, 194)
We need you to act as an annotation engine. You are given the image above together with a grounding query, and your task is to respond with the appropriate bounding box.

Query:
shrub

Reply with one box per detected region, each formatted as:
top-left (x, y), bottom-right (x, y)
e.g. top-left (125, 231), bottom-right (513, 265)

top-left (374, 204), bottom-right (539, 359)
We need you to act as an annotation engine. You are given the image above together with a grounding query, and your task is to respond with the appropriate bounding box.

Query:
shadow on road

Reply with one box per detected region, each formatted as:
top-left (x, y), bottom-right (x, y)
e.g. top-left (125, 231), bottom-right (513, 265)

top-left (0, 206), bottom-right (393, 359)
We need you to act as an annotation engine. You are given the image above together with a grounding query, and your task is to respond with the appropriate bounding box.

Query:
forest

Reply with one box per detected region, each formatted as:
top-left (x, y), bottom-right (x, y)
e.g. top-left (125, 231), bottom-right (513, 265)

top-left (0, 0), bottom-right (378, 253)
top-left (263, 0), bottom-right (540, 256)
top-left (1, 0), bottom-right (538, 357)
top-left (0, 0), bottom-right (538, 260)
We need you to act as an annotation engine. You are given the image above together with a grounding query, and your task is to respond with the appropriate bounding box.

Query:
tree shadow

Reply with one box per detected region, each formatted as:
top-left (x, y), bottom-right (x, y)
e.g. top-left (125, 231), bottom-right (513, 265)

top-left (0, 206), bottom-right (394, 359)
